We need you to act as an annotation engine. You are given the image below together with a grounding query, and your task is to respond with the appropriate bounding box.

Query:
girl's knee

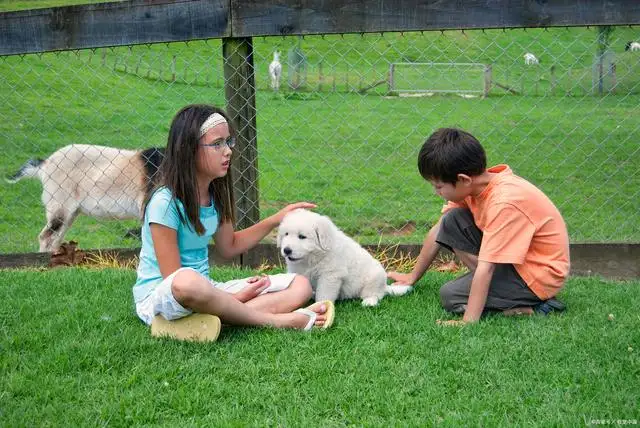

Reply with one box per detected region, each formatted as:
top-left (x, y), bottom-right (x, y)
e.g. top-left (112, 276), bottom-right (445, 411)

top-left (290, 275), bottom-right (313, 301)
top-left (171, 268), bottom-right (206, 303)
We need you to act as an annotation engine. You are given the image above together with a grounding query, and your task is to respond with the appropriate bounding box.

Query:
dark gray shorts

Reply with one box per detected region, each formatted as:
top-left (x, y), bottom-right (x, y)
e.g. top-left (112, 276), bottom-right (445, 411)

top-left (436, 208), bottom-right (542, 313)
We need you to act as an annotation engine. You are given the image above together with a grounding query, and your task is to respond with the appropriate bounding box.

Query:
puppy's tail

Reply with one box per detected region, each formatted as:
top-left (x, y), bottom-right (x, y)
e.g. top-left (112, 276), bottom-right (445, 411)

top-left (385, 285), bottom-right (412, 297)
top-left (6, 158), bottom-right (43, 183)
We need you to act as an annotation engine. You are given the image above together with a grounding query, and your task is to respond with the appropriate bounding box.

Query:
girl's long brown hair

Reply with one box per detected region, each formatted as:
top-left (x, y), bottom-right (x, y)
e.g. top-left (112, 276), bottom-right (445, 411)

top-left (143, 104), bottom-right (236, 234)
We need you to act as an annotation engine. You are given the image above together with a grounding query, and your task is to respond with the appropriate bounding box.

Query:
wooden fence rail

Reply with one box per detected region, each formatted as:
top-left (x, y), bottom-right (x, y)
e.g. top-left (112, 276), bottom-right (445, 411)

top-left (2, 1), bottom-right (640, 56)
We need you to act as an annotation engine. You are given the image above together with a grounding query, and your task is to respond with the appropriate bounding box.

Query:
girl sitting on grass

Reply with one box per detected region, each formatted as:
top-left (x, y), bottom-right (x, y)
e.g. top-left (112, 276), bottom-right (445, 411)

top-left (133, 104), bottom-right (335, 341)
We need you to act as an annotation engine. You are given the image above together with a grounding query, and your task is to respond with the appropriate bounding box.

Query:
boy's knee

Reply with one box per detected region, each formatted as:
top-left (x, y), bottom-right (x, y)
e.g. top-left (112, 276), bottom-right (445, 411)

top-left (440, 208), bottom-right (472, 232)
top-left (439, 283), bottom-right (455, 311)
top-left (439, 282), bottom-right (466, 314)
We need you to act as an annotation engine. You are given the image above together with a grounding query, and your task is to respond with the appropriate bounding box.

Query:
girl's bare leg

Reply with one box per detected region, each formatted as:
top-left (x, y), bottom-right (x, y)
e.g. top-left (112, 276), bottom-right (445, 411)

top-left (245, 275), bottom-right (312, 314)
top-left (171, 270), bottom-right (328, 329)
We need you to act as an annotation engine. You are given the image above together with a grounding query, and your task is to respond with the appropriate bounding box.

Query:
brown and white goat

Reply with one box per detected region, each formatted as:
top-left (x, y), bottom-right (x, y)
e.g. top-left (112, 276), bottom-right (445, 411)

top-left (8, 144), bottom-right (163, 252)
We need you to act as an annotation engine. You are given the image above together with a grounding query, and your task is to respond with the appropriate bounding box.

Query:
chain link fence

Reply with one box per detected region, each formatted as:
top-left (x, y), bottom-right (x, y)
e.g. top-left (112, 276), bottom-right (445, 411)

top-left (1, 26), bottom-right (639, 254)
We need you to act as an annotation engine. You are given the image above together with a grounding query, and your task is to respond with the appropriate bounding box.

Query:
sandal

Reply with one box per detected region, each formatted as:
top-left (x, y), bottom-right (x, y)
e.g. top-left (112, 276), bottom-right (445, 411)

top-left (151, 313), bottom-right (222, 342)
top-left (293, 300), bottom-right (335, 330)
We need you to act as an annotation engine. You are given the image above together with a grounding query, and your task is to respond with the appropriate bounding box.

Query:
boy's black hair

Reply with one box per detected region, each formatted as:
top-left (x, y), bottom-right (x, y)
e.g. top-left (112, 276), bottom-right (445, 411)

top-left (417, 128), bottom-right (487, 185)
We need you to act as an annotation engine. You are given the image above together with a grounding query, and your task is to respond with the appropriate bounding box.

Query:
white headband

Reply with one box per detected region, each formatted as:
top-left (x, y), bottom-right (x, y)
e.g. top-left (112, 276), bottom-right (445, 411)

top-left (199, 113), bottom-right (227, 137)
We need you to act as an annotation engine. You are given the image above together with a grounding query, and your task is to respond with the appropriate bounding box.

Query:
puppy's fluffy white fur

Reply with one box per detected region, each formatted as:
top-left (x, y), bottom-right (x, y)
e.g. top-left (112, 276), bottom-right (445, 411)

top-left (278, 209), bottom-right (411, 306)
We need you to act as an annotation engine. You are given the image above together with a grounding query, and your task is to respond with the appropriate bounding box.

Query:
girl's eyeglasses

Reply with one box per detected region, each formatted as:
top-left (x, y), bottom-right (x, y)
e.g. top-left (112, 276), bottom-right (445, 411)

top-left (201, 136), bottom-right (236, 151)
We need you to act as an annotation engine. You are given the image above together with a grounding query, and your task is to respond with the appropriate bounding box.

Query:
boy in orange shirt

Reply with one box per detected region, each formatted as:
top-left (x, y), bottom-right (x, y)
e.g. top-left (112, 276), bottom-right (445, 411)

top-left (387, 128), bottom-right (570, 325)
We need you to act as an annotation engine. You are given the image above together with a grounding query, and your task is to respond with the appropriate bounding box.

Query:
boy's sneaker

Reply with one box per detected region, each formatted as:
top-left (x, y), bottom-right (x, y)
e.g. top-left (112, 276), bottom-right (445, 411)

top-left (534, 298), bottom-right (566, 315)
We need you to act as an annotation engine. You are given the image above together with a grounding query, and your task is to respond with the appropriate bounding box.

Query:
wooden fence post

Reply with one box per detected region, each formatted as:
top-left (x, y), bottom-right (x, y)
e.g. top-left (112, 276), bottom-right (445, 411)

top-left (332, 65), bottom-right (336, 92)
top-left (171, 55), bottom-right (176, 82)
top-left (483, 64), bottom-right (492, 98)
top-left (123, 47), bottom-right (130, 73)
top-left (222, 37), bottom-right (260, 231)
top-left (610, 62), bottom-right (617, 94)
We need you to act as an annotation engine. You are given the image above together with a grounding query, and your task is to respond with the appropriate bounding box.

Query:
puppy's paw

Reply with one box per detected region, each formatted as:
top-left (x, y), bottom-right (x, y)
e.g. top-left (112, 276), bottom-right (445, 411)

top-left (385, 285), bottom-right (413, 296)
top-left (361, 296), bottom-right (380, 307)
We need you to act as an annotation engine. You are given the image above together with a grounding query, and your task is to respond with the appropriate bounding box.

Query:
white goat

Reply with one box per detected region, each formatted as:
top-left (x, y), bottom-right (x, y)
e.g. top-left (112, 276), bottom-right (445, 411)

top-left (7, 144), bottom-right (163, 252)
top-left (524, 52), bottom-right (539, 65)
top-left (268, 50), bottom-right (282, 91)
top-left (625, 41), bottom-right (640, 52)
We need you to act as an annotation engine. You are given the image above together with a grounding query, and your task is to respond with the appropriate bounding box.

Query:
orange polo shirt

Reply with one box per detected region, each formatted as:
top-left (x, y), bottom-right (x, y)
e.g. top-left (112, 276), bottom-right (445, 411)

top-left (442, 165), bottom-right (570, 300)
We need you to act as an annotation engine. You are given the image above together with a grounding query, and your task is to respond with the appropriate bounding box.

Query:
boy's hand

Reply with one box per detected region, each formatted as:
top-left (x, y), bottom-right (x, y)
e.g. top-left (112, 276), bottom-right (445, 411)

top-left (234, 275), bottom-right (271, 302)
top-left (387, 271), bottom-right (415, 286)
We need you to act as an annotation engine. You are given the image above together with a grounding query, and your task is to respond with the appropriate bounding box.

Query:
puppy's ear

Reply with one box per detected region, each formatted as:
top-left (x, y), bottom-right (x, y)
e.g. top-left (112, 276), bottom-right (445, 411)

top-left (314, 215), bottom-right (335, 251)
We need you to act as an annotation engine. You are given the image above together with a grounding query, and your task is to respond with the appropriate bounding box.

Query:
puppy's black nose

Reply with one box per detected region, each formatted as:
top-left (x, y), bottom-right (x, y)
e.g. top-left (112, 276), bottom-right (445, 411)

top-left (283, 247), bottom-right (292, 255)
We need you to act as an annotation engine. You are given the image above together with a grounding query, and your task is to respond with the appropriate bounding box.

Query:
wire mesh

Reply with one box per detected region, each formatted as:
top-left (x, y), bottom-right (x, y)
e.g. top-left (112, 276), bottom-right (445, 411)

top-left (1, 27), bottom-right (639, 254)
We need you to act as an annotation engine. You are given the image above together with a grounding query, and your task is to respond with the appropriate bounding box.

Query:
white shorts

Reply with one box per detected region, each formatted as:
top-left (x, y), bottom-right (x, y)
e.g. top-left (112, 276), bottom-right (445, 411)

top-left (135, 267), bottom-right (296, 325)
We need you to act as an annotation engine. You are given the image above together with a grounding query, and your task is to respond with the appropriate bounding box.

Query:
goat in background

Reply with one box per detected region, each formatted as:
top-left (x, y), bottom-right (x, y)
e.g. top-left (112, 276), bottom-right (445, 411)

top-left (625, 41), bottom-right (640, 51)
top-left (7, 144), bottom-right (163, 252)
top-left (268, 50), bottom-right (282, 91)
top-left (524, 52), bottom-right (539, 65)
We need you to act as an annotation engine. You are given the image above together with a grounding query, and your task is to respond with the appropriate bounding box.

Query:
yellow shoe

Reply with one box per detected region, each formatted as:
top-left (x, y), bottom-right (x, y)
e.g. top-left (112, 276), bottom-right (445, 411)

top-left (151, 313), bottom-right (221, 342)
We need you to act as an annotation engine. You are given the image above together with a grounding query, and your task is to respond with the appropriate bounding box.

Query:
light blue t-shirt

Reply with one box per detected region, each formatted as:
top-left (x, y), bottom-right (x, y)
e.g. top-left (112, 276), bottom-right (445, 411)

top-left (133, 187), bottom-right (219, 303)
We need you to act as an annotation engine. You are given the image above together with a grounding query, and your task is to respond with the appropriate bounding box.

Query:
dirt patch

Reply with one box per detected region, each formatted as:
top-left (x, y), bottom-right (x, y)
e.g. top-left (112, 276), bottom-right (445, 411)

top-left (49, 241), bottom-right (86, 267)
top-left (376, 221), bottom-right (416, 236)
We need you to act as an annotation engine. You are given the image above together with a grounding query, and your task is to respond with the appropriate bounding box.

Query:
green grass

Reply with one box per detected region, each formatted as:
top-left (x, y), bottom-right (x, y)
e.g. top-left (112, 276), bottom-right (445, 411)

top-left (0, 0), bottom-right (122, 12)
top-left (1, 24), bottom-right (639, 253)
top-left (1, 266), bottom-right (639, 425)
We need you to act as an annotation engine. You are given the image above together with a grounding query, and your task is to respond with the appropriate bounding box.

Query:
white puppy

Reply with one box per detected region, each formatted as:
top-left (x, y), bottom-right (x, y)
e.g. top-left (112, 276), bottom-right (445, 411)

top-left (277, 209), bottom-right (412, 306)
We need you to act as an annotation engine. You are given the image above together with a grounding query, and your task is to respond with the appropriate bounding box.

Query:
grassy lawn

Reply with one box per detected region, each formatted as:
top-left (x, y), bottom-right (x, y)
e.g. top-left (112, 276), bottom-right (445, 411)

top-left (1, 266), bottom-right (638, 425)
top-left (0, 0), bottom-right (121, 12)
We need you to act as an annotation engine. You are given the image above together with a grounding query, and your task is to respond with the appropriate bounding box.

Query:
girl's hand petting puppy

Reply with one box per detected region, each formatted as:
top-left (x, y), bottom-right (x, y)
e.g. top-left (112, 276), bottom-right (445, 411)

top-left (272, 202), bottom-right (317, 224)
